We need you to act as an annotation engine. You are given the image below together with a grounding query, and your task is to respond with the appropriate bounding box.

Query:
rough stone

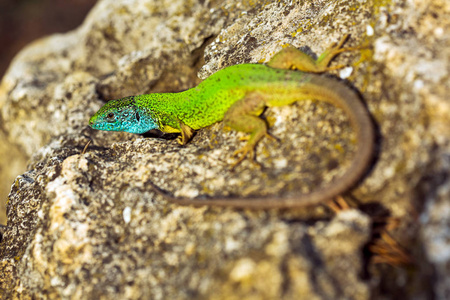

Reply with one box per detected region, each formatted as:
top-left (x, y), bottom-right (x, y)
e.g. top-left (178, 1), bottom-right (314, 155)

top-left (0, 0), bottom-right (448, 299)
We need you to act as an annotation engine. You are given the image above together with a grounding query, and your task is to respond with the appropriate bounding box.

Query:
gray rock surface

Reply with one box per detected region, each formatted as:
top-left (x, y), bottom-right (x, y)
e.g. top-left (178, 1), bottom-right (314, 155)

top-left (0, 0), bottom-right (449, 299)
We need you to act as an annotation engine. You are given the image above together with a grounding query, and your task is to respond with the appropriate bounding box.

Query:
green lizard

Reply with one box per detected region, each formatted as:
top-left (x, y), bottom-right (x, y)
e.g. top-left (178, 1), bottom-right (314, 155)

top-left (89, 35), bottom-right (374, 208)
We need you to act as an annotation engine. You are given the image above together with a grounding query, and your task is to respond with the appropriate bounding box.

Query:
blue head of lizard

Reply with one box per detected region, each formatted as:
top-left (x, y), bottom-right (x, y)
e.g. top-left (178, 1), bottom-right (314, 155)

top-left (89, 96), bottom-right (158, 134)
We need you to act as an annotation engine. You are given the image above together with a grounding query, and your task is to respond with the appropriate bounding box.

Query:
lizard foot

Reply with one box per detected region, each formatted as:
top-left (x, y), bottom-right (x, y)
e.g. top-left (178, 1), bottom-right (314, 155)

top-left (231, 133), bottom-right (278, 169)
top-left (176, 136), bottom-right (184, 145)
top-left (231, 145), bottom-right (258, 169)
top-left (314, 34), bottom-right (364, 72)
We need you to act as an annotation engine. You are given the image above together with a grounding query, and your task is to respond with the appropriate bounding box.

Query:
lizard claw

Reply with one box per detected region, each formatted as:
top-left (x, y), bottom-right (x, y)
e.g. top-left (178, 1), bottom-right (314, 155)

top-left (231, 145), bottom-right (258, 169)
top-left (231, 133), bottom-right (277, 169)
top-left (264, 133), bottom-right (279, 143)
top-left (176, 136), bottom-right (184, 145)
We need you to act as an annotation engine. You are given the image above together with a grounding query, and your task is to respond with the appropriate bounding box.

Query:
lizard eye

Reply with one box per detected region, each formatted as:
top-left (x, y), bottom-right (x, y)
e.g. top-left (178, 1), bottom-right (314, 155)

top-left (106, 112), bottom-right (116, 123)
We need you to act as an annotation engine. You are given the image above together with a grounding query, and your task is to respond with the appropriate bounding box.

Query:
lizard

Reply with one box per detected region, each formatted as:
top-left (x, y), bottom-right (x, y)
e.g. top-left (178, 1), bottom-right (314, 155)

top-left (88, 35), bottom-right (374, 209)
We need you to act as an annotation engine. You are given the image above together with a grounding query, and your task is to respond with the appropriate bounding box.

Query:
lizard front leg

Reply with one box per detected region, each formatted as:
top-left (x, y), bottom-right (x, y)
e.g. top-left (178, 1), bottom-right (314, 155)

top-left (177, 121), bottom-right (195, 145)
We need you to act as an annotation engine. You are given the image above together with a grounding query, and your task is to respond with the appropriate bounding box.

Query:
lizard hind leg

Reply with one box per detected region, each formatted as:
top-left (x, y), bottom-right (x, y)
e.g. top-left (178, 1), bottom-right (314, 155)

top-left (223, 93), bottom-right (270, 167)
top-left (267, 34), bottom-right (356, 73)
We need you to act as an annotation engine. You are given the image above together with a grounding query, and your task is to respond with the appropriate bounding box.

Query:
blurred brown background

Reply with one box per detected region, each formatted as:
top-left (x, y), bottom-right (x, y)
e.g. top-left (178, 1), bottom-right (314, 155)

top-left (0, 0), bottom-right (98, 224)
top-left (0, 0), bottom-right (97, 78)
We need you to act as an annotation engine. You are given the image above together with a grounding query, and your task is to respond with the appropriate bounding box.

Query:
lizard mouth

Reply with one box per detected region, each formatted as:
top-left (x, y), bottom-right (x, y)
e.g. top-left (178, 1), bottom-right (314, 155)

top-left (88, 117), bottom-right (98, 128)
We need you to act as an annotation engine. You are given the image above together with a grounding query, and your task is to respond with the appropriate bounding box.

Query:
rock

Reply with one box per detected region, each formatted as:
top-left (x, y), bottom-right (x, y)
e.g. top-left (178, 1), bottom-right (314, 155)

top-left (0, 0), bottom-right (449, 299)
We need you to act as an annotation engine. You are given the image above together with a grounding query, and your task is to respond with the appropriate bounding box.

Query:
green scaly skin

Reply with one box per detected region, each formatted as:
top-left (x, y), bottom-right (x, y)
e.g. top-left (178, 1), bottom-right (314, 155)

top-left (89, 35), bottom-right (374, 209)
